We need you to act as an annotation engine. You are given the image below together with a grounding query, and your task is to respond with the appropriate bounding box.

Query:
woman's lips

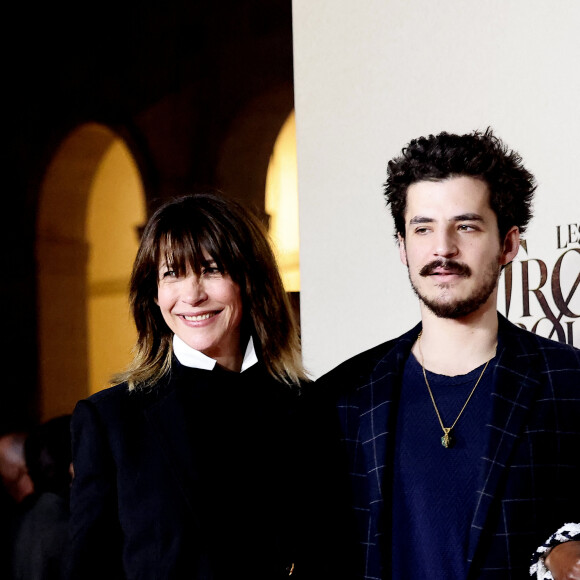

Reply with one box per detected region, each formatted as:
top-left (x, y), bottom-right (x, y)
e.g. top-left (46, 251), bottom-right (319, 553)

top-left (181, 312), bottom-right (218, 322)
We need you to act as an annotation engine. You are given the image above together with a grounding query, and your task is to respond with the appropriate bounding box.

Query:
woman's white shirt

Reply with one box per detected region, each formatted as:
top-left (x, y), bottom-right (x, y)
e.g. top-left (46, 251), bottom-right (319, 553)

top-left (172, 334), bottom-right (258, 372)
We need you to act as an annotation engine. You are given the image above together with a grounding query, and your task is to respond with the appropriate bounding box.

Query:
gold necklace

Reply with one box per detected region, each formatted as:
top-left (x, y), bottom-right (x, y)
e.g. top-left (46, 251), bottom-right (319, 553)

top-left (417, 331), bottom-right (491, 449)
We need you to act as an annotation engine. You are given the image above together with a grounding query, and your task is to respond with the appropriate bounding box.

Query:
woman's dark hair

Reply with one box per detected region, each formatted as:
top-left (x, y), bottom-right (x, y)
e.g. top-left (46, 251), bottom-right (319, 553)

top-left (384, 128), bottom-right (536, 240)
top-left (114, 193), bottom-right (307, 388)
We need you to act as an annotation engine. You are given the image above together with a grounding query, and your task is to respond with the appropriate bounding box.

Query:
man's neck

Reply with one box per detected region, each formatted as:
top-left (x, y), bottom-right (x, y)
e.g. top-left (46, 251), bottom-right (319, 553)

top-left (413, 303), bottom-right (499, 376)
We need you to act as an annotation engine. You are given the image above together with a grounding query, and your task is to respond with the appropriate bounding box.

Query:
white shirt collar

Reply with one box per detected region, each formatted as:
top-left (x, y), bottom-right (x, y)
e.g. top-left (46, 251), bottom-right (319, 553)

top-left (172, 334), bottom-right (258, 372)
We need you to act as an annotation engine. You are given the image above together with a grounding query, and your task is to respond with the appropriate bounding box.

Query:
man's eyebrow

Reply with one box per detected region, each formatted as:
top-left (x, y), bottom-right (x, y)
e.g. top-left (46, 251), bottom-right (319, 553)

top-left (452, 213), bottom-right (484, 222)
top-left (408, 213), bottom-right (484, 225)
top-left (409, 216), bottom-right (433, 225)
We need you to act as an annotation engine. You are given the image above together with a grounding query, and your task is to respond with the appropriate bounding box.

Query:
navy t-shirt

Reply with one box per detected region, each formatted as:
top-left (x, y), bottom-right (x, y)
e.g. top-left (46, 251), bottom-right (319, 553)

top-left (391, 353), bottom-right (496, 579)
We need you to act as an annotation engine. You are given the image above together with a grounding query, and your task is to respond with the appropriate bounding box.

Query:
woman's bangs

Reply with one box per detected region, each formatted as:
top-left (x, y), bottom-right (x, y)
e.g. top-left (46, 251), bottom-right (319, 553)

top-left (158, 228), bottom-right (230, 276)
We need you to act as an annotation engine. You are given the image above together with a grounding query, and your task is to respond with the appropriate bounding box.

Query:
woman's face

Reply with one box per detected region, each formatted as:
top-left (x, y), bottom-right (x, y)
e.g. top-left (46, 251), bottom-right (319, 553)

top-left (156, 250), bottom-right (244, 371)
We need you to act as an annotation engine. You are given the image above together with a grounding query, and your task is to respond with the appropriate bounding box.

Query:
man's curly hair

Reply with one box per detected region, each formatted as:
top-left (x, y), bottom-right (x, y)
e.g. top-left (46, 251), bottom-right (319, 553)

top-left (384, 128), bottom-right (536, 240)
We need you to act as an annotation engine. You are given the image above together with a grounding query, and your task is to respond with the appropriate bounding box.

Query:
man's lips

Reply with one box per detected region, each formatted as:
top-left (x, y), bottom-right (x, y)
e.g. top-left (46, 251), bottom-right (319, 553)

top-left (419, 260), bottom-right (471, 277)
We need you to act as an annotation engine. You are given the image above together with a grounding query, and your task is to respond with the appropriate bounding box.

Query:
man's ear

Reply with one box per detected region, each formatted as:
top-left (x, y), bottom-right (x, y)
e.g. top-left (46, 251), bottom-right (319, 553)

top-left (398, 233), bottom-right (408, 266)
top-left (500, 226), bottom-right (520, 266)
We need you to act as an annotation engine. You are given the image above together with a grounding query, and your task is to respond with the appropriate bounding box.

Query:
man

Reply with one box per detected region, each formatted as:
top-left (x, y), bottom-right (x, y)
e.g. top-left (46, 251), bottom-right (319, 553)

top-left (318, 130), bottom-right (580, 579)
top-left (0, 431), bottom-right (34, 578)
top-left (0, 432), bottom-right (34, 504)
top-left (12, 416), bottom-right (72, 580)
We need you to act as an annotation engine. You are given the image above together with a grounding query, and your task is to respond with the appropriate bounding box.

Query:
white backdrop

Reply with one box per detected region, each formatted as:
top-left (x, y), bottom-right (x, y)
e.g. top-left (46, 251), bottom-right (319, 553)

top-left (293, 0), bottom-right (580, 378)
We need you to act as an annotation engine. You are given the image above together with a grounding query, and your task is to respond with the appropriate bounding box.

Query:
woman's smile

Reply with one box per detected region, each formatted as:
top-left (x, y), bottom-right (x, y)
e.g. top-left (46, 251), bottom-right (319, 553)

top-left (156, 253), bottom-right (244, 371)
top-left (181, 311), bottom-right (219, 322)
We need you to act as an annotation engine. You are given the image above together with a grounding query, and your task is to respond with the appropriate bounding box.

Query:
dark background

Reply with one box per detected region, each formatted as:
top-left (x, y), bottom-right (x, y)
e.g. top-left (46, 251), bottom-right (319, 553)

top-left (3, 0), bottom-right (295, 432)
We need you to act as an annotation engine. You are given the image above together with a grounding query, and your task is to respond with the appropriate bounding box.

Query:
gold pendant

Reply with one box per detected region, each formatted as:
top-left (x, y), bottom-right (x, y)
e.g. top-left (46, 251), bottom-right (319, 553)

top-left (441, 429), bottom-right (453, 448)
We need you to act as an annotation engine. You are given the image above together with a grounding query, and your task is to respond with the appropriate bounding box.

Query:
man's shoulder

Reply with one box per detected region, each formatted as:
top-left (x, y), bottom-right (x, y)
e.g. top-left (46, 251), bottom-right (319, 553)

top-left (498, 315), bottom-right (580, 372)
top-left (317, 323), bottom-right (421, 392)
top-left (499, 315), bottom-right (579, 352)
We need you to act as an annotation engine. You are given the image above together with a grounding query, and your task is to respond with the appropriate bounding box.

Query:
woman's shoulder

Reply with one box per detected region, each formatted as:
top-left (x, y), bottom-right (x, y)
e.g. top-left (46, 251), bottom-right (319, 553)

top-left (82, 382), bottom-right (133, 407)
top-left (71, 380), bottom-right (171, 440)
top-left (74, 380), bottom-right (165, 422)
top-left (243, 363), bottom-right (303, 398)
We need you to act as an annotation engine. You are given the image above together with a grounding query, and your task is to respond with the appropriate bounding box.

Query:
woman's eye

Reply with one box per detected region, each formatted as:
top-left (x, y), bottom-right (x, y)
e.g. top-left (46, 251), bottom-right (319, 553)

top-left (202, 266), bottom-right (221, 276)
top-left (162, 270), bottom-right (176, 278)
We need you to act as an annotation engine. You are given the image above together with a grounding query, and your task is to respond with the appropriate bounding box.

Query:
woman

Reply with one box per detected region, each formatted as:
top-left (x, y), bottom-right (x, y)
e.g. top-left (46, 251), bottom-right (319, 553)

top-left (67, 194), bottom-right (309, 579)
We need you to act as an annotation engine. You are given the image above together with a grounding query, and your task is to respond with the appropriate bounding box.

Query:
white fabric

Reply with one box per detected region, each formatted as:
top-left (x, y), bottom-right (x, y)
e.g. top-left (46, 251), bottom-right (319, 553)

top-left (530, 522), bottom-right (580, 579)
top-left (172, 334), bottom-right (258, 372)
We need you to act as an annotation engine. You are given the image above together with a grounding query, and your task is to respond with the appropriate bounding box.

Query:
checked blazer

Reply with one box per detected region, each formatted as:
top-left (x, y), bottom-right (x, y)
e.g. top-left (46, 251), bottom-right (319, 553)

top-left (317, 314), bottom-right (580, 580)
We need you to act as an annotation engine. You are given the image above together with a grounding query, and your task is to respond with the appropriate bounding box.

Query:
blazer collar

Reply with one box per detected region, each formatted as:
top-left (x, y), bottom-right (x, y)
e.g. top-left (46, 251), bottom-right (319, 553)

top-left (358, 324), bottom-right (421, 513)
top-left (467, 314), bottom-right (542, 565)
top-left (142, 364), bottom-right (215, 516)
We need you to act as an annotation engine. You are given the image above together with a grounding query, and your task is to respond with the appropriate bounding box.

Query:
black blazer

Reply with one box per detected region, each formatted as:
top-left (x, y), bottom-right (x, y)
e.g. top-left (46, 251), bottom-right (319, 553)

top-left (317, 315), bottom-right (580, 579)
top-left (67, 361), bottom-right (303, 580)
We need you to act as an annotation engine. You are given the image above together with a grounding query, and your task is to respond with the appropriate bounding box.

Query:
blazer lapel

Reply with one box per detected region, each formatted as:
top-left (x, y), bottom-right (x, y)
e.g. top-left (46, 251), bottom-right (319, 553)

top-left (143, 371), bottom-right (204, 516)
top-left (467, 319), bottom-right (542, 565)
top-left (358, 326), bottom-right (420, 557)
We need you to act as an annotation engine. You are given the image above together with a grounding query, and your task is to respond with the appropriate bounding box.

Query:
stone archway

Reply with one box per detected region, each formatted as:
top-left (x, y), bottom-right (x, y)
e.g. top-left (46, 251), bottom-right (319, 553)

top-left (36, 123), bottom-right (146, 420)
top-left (215, 83), bottom-right (294, 216)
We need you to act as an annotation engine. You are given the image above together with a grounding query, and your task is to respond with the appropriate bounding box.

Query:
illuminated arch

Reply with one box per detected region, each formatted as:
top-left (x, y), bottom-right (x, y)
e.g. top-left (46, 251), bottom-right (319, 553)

top-left (36, 123), bottom-right (146, 419)
top-left (265, 111), bottom-right (300, 291)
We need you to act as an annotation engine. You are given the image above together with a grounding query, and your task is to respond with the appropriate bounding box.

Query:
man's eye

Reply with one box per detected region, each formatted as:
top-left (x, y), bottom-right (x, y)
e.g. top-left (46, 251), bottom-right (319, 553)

top-left (458, 224), bottom-right (475, 232)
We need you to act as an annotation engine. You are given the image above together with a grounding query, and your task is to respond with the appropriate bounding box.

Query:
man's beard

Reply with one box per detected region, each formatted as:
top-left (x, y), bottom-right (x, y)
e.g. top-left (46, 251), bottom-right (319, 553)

top-left (408, 256), bottom-right (502, 319)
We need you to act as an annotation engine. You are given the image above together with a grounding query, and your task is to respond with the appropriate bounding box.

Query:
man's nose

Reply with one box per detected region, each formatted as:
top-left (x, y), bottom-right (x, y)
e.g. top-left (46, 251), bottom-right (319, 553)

top-left (433, 229), bottom-right (459, 258)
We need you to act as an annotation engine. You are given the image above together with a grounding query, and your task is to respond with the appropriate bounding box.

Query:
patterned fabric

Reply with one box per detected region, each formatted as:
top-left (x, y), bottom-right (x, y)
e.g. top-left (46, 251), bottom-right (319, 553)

top-left (318, 314), bottom-right (580, 580)
top-left (529, 522), bottom-right (580, 579)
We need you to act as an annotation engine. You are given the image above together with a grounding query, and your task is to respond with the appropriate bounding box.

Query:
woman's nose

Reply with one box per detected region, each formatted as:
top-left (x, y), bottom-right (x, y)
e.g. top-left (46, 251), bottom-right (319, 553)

top-left (183, 276), bottom-right (208, 304)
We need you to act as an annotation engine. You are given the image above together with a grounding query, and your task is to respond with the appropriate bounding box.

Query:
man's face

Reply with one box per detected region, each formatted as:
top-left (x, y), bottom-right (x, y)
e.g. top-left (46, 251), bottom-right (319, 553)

top-left (399, 176), bottom-right (519, 319)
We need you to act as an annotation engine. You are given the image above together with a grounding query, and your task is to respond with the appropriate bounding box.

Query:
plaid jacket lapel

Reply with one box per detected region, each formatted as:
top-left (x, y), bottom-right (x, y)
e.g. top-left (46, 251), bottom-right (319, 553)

top-left (356, 325), bottom-right (421, 574)
top-left (359, 328), bottom-right (420, 505)
top-left (467, 317), bottom-right (542, 566)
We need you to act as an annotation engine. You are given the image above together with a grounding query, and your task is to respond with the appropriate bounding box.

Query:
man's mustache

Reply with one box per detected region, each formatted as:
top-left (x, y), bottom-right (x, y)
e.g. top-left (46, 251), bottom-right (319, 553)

top-left (419, 259), bottom-right (472, 277)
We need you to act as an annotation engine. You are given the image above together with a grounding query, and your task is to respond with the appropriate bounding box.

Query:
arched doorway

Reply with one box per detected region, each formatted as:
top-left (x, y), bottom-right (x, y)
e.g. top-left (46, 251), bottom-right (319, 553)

top-left (36, 123), bottom-right (146, 420)
top-left (265, 110), bottom-right (300, 292)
